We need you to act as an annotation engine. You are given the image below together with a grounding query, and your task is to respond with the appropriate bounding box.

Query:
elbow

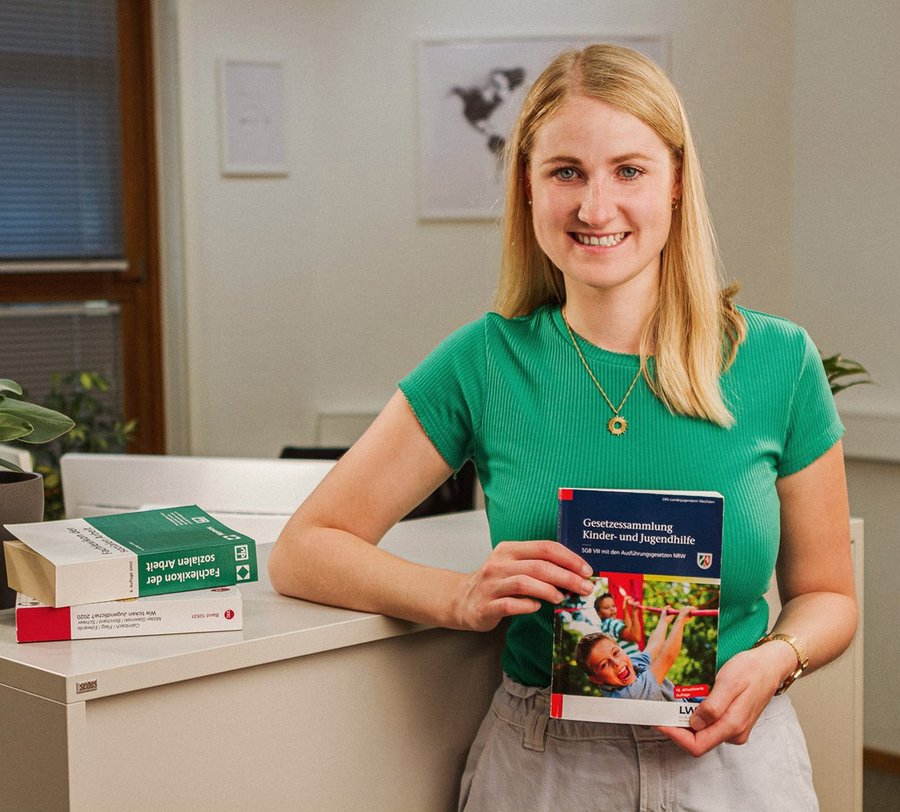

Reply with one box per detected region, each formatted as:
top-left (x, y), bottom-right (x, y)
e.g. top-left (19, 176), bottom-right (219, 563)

top-left (846, 592), bottom-right (860, 641)
top-left (266, 538), bottom-right (291, 597)
top-left (267, 521), bottom-right (304, 598)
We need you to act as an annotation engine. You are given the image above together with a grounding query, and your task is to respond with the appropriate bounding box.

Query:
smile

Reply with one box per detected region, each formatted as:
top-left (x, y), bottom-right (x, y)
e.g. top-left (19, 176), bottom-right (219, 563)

top-left (573, 232), bottom-right (627, 247)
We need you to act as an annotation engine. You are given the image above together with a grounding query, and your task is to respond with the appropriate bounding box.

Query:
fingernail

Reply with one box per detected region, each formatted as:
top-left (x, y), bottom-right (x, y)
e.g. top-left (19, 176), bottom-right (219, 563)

top-left (581, 564), bottom-right (593, 577)
top-left (581, 579), bottom-right (594, 593)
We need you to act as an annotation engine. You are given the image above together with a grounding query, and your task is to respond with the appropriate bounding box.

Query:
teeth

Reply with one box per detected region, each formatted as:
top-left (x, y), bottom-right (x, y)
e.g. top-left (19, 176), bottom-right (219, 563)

top-left (575, 232), bottom-right (626, 247)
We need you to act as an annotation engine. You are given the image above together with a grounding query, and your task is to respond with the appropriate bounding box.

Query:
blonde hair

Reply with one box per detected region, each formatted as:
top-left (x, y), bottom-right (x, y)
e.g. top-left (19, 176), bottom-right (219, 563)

top-left (495, 44), bottom-right (745, 427)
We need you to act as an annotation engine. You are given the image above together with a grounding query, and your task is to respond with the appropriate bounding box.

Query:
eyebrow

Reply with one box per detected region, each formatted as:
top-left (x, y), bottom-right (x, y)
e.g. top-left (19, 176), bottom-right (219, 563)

top-left (539, 152), bottom-right (658, 167)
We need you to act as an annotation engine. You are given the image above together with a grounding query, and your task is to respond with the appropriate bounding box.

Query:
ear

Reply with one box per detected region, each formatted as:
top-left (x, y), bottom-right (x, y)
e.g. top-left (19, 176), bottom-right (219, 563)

top-left (525, 172), bottom-right (532, 204)
top-left (671, 167), bottom-right (682, 204)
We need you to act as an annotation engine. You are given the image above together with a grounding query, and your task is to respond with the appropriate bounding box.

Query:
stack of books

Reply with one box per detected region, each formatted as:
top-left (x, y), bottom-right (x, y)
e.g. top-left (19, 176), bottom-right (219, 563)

top-left (2, 505), bottom-right (256, 642)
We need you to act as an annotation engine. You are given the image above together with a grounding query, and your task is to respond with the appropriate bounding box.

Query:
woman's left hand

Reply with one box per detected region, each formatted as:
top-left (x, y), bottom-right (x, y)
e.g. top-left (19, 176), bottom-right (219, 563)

top-left (655, 641), bottom-right (795, 757)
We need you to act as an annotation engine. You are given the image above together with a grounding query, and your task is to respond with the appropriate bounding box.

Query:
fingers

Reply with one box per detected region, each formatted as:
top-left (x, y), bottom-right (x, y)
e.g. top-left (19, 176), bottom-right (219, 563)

top-left (657, 694), bottom-right (755, 757)
top-left (489, 541), bottom-right (594, 596)
top-left (457, 540), bottom-right (594, 631)
top-left (496, 540), bottom-right (593, 577)
top-left (658, 651), bottom-right (777, 756)
top-left (675, 605), bottom-right (694, 626)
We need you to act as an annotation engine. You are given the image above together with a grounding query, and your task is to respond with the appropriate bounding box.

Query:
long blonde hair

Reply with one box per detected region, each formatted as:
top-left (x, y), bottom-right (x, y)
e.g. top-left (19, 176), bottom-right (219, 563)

top-left (495, 45), bottom-right (745, 427)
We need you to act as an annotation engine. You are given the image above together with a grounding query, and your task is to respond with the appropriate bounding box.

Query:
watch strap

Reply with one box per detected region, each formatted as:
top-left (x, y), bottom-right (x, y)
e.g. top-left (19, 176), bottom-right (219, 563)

top-left (753, 632), bottom-right (809, 695)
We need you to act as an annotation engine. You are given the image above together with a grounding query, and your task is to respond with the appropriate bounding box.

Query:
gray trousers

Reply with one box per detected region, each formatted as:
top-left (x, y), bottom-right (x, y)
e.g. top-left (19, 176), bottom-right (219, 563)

top-left (459, 674), bottom-right (818, 812)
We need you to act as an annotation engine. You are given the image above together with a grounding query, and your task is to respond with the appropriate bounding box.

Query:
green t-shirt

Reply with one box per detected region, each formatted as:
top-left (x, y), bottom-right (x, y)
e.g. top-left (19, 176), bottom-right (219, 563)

top-left (399, 305), bottom-right (843, 687)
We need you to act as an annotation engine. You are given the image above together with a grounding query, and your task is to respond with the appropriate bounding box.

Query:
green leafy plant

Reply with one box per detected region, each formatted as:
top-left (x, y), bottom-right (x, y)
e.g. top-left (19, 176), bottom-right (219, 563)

top-left (821, 353), bottom-right (874, 396)
top-left (0, 378), bottom-right (74, 472)
top-left (28, 371), bottom-right (137, 520)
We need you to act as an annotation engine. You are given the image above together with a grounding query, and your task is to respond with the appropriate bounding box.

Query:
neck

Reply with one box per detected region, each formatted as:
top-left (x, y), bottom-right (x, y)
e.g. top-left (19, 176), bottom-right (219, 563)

top-left (562, 291), bottom-right (656, 355)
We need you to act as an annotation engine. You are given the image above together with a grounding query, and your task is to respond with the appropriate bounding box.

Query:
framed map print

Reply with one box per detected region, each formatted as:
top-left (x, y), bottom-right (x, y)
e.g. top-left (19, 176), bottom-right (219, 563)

top-left (417, 36), bottom-right (668, 220)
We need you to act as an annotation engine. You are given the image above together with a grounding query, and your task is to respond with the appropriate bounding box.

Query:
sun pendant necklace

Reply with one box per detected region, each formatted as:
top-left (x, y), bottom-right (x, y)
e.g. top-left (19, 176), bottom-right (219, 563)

top-left (561, 308), bottom-right (643, 436)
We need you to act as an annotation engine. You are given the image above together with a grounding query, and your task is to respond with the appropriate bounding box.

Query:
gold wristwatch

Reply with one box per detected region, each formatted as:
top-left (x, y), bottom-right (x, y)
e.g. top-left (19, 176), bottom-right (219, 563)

top-left (753, 632), bottom-right (809, 695)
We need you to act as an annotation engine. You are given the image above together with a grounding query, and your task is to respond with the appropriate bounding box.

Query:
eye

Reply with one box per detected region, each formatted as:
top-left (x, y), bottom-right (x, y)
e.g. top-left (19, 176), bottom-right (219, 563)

top-left (617, 165), bottom-right (644, 181)
top-left (553, 166), bottom-right (579, 181)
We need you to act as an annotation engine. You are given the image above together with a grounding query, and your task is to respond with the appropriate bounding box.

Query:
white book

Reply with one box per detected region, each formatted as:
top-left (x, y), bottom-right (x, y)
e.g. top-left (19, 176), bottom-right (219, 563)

top-left (15, 586), bottom-right (243, 642)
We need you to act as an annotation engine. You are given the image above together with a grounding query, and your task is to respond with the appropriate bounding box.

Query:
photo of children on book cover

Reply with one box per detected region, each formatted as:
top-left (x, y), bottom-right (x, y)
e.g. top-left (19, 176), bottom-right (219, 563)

top-left (551, 575), bottom-right (720, 726)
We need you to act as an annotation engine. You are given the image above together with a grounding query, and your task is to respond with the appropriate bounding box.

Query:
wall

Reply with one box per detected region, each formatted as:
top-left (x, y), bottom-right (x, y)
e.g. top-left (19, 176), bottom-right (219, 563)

top-left (155, 1), bottom-right (898, 755)
top-left (792, 2), bottom-right (900, 757)
top-left (156, 0), bottom-right (793, 457)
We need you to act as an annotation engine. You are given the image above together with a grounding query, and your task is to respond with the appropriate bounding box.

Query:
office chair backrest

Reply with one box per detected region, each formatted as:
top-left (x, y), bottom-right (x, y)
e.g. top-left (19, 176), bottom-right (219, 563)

top-left (60, 453), bottom-right (336, 543)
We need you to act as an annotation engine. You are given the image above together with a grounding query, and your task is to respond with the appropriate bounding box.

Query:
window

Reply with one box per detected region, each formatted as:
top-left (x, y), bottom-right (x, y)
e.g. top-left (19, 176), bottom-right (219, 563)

top-left (0, 0), bottom-right (163, 453)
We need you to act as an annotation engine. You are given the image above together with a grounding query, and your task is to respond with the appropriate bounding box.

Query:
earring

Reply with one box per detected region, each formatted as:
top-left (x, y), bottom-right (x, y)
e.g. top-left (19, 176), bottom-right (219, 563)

top-left (671, 198), bottom-right (680, 211)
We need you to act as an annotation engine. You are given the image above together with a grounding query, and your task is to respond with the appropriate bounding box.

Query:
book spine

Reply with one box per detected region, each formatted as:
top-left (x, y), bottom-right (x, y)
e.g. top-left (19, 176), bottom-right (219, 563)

top-left (138, 540), bottom-right (257, 597)
top-left (16, 590), bottom-right (243, 642)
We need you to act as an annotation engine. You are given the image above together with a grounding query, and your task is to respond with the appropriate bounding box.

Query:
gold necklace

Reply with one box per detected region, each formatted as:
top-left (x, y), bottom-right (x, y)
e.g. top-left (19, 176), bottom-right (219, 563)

top-left (561, 308), bottom-right (642, 436)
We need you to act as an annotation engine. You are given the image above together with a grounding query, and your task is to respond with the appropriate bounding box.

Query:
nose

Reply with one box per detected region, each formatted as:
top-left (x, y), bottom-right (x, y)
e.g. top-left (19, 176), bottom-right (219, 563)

top-left (578, 180), bottom-right (616, 226)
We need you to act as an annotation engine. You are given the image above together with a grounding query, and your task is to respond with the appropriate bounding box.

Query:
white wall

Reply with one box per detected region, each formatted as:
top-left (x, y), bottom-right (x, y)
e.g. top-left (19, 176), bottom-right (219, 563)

top-left (792, 2), bottom-right (900, 758)
top-left (157, 0), bottom-right (793, 457)
top-left (155, 0), bottom-right (898, 754)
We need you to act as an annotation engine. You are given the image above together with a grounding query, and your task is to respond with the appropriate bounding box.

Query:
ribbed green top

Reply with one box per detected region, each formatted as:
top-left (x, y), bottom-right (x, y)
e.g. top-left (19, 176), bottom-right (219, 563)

top-left (399, 305), bottom-right (843, 687)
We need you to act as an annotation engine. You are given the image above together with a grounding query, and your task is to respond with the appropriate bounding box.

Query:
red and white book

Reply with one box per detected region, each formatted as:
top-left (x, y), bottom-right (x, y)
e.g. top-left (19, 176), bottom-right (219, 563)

top-left (15, 586), bottom-right (243, 643)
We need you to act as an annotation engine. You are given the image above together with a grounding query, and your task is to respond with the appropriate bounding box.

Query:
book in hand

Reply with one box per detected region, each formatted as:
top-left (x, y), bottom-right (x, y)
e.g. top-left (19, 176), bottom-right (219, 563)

top-left (15, 586), bottom-right (243, 643)
top-left (551, 487), bottom-right (724, 727)
top-left (2, 505), bottom-right (258, 608)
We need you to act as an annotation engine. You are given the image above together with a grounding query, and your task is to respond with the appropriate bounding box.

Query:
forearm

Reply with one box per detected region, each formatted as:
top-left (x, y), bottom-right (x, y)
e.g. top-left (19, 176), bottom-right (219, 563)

top-left (768, 589), bottom-right (857, 678)
top-left (621, 603), bottom-right (640, 642)
top-left (268, 521), bottom-right (466, 630)
top-left (642, 614), bottom-right (670, 658)
top-left (770, 440), bottom-right (857, 680)
top-left (657, 620), bottom-right (687, 669)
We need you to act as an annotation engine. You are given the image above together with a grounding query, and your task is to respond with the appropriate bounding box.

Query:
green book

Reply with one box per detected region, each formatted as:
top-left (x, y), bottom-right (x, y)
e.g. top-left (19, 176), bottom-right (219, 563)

top-left (3, 506), bottom-right (258, 607)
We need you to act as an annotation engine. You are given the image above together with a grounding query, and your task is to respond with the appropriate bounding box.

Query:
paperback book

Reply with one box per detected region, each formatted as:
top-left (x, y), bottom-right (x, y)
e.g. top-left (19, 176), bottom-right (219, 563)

top-left (3, 505), bottom-right (258, 607)
top-left (15, 586), bottom-right (243, 643)
top-left (551, 487), bottom-right (724, 727)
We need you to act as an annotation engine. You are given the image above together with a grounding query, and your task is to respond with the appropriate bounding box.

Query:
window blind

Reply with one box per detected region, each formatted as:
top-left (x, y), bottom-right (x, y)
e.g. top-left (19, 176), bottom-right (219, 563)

top-left (0, 0), bottom-right (125, 263)
top-left (0, 301), bottom-right (124, 415)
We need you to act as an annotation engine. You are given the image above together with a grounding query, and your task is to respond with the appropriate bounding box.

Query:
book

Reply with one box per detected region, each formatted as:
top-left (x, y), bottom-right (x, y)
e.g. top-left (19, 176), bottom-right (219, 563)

top-left (15, 586), bottom-right (243, 643)
top-left (551, 487), bottom-right (724, 727)
top-left (3, 505), bottom-right (258, 607)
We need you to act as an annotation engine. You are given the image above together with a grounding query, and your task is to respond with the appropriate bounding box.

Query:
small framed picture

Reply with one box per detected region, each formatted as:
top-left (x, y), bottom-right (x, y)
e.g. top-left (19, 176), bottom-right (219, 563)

top-left (417, 36), bottom-right (668, 220)
top-left (218, 59), bottom-right (288, 177)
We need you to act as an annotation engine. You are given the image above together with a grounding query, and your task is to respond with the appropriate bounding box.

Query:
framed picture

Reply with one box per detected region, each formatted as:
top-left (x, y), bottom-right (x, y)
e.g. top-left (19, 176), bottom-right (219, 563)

top-left (218, 59), bottom-right (288, 177)
top-left (417, 36), bottom-right (668, 220)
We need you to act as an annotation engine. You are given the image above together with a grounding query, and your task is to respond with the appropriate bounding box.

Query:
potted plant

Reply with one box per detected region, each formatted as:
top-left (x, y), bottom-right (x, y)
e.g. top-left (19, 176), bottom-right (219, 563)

top-left (821, 353), bottom-right (873, 396)
top-left (28, 371), bottom-right (137, 522)
top-left (0, 378), bottom-right (74, 608)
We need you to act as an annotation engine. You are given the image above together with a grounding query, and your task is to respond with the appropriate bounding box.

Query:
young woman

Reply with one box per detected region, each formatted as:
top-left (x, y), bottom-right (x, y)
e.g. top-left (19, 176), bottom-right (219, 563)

top-left (269, 45), bottom-right (855, 809)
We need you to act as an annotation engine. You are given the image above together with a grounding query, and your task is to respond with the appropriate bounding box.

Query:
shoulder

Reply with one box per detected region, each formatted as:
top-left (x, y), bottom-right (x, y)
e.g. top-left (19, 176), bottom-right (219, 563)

top-left (733, 306), bottom-right (819, 370)
top-left (434, 306), bottom-right (550, 349)
top-left (631, 650), bottom-right (651, 671)
top-left (737, 306), bottom-right (811, 347)
top-left (482, 305), bottom-right (554, 341)
top-left (428, 306), bottom-right (557, 368)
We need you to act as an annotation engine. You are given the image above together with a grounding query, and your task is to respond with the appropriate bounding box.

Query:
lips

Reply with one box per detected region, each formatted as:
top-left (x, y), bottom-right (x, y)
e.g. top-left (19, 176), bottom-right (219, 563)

top-left (572, 231), bottom-right (628, 247)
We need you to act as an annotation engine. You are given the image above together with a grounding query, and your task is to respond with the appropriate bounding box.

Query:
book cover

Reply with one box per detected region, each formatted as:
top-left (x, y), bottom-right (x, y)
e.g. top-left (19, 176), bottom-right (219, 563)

top-left (551, 487), bottom-right (724, 727)
top-left (15, 586), bottom-right (243, 643)
top-left (3, 505), bottom-right (258, 607)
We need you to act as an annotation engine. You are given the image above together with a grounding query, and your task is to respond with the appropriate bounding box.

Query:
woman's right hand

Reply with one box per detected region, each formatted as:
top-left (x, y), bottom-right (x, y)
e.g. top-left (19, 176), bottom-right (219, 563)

top-left (452, 540), bottom-right (594, 632)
